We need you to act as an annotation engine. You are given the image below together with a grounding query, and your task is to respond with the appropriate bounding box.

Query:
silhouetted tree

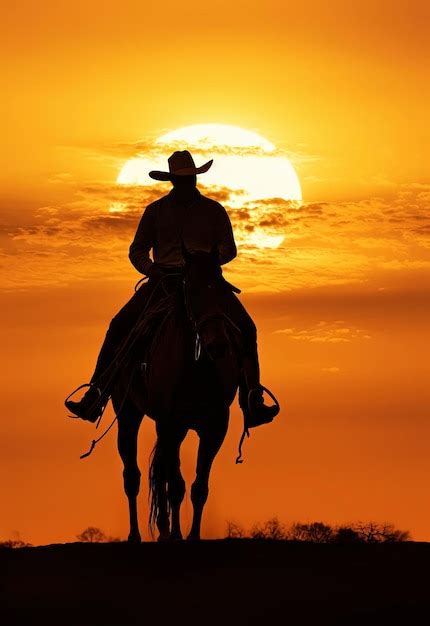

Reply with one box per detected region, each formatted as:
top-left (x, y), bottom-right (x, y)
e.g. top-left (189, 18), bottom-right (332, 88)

top-left (332, 526), bottom-right (363, 543)
top-left (287, 523), bottom-right (310, 541)
top-left (77, 527), bottom-right (107, 543)
top-left (0, 539), bottom-right (32, 548)
top-left (226, 522), bottom-right (245, 539)
top-left (354, 522), bottom-right (410, 543)
top-left (306, 522), bottom-right (334, 543)
top-left (250, 517), bottom-right (287, 540)
top-left (76, 527), bottom-right (122, 543)
top-left (289, 522), bottom-right (334, 543)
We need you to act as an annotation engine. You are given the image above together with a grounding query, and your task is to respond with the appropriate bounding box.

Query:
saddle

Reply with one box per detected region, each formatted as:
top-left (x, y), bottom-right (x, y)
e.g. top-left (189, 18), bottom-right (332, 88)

top-left (129, 274), bottom-right (241, 386)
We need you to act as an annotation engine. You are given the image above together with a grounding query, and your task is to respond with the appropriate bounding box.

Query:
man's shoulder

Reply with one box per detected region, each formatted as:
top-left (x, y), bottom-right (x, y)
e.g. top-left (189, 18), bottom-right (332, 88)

top-left (145, 195), bottom-right (167, 211)
top-left (198, 192), bottom-right (226, 212)
top-left (141, 194), bottom-right (172, 218)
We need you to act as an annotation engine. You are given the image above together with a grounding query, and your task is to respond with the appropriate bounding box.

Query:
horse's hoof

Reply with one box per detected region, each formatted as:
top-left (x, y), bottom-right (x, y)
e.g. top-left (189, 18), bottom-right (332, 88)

top-left (127, 533), bottom-right (142, 544)
top-left (187, 533), bottom-right (201, 542)
top-left (157, 529), bottom-right (171, 542)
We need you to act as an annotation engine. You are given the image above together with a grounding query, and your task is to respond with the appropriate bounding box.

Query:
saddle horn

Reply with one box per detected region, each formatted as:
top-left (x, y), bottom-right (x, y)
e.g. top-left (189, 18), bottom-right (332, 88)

top-left (181, 239), bottom-right (192, 262)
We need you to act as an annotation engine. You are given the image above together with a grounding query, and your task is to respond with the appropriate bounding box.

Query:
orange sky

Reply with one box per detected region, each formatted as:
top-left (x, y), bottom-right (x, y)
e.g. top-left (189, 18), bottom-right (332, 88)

top-left (1, 0), bottom-right (430, 545)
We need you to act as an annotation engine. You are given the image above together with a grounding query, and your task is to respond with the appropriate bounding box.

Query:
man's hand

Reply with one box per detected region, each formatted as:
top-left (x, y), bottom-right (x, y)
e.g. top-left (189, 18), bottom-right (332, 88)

top-left (147, 263), bottom-right (164, 282)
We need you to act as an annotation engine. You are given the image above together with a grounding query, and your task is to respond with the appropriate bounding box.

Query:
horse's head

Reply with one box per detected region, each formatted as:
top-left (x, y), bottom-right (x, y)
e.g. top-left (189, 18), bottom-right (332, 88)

top-left (182, 244), bottom-right (230, 360)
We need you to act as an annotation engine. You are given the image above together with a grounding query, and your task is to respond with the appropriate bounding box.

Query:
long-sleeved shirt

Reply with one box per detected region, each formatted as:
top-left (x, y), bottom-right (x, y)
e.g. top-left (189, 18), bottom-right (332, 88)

top-left (129, 187), bottom-right (237, 275)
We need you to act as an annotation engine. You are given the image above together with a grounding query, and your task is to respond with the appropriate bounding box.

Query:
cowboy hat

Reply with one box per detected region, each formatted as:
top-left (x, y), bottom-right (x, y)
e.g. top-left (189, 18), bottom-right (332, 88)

top-left (149, 150), bottom-right (213, 181)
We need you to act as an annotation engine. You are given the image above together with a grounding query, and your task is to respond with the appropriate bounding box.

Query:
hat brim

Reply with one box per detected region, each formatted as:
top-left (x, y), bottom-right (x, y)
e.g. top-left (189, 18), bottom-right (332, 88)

top-left (149, 159), bottom-right (213, 181)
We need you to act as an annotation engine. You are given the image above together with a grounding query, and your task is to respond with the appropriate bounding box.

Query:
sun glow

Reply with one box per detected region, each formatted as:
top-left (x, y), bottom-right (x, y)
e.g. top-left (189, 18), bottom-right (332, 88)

top-left (117, 123), bottom-right (302, 248)
top-left (245, 232), bottom-right (285, 249)
top-left (157, 124), bottom-right (276, 152)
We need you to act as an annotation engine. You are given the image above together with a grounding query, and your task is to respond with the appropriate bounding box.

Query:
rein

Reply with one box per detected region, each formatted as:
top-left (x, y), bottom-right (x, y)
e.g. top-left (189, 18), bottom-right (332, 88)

top-left (196, 311), bottom-right (241, 335)
top-left (183, 273), bottom-right (242, 363)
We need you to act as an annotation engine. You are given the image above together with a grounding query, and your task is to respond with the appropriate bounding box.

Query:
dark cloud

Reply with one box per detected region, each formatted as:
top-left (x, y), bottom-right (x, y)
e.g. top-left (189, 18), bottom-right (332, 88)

top-left (258, 214), bottom-right (289, 228)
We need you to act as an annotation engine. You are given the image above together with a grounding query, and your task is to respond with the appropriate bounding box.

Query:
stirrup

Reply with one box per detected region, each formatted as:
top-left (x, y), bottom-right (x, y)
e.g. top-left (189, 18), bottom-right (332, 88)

top-left (64, 383), bottom-right (104, 421)
top-left (248, 385), bottom-right (279, 410)
top-left (64, 382), bottom-right (101, 406)
top-left (235, 385), bottom-right (280, 464)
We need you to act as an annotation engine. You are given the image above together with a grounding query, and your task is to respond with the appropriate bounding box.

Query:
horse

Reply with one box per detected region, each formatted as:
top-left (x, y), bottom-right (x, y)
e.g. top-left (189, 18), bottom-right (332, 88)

top-left (110, 249), bottom-right (242, 542)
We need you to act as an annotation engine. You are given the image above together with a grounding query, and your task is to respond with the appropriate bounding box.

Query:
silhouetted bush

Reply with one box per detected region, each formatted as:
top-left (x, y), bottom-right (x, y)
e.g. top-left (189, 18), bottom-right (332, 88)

top-left (289, 522), bottom-right (334, 543)
top-left (76, 527), bottom-right (122, 543)
top-left (225, 519), bottom-right (410, 543)
top-left (0, 539), bottom-right (32, 548)
top-left (226, 522), bottom-right (245, 539)
top-left (332, 526), bottom-right (362, 543)
top-left (250, 518), bottom-right (287, 540)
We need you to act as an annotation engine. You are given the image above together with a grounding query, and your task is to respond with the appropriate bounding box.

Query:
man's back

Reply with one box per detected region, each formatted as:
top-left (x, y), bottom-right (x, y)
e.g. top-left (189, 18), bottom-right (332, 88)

top-left (129, 187), bottom-right (237, 276)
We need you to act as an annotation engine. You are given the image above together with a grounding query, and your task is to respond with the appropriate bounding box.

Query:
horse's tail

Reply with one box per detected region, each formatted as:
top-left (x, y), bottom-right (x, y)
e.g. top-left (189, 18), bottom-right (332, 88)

top-left (148, 437), bottom-right (169, 537)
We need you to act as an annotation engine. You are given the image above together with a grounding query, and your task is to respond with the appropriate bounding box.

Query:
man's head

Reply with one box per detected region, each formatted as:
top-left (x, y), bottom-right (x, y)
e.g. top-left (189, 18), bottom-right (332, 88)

top-left (170, 173), bottom-right (197, 189)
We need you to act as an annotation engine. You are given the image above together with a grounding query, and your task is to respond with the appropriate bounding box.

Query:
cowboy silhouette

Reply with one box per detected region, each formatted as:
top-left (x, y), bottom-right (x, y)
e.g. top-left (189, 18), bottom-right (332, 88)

top-left (65, 150), bottom-right (279, 430)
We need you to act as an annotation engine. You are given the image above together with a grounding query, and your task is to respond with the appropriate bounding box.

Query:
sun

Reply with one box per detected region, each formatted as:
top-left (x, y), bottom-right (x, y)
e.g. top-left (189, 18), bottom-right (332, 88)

top-left (117, 123), bottom-right (302, 248)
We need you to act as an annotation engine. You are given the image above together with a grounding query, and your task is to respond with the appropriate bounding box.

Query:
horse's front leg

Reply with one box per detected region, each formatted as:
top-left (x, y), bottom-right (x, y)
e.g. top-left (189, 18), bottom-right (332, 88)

top-left (117, 409), bottom-right (143, 543)
top-left (188, 407), bottom-right (229, 541)
top-left (152, 422), bottom-right (187, 541)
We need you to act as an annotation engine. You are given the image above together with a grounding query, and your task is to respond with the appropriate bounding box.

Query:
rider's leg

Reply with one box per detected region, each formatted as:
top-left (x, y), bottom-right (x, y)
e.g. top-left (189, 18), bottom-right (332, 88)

top-left (66, 280), bottom-right (155, 421)
top-left (224, 291), bottom-right (279, 427)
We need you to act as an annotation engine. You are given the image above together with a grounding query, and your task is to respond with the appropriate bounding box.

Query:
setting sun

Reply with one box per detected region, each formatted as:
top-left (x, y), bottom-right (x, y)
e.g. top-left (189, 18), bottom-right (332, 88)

top-left (117, 123), bottom-right (302, 204)
top-left (117, 123), bottom-right (302, 248)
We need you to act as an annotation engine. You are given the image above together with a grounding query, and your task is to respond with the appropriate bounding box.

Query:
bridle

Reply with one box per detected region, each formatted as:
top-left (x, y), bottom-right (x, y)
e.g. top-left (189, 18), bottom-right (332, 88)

top-left (182, 273), bottom-right (241, 362)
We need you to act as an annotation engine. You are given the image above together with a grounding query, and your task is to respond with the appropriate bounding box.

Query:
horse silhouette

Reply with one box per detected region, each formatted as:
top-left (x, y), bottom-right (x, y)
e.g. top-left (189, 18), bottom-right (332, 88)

top-left (110, 247), bottom-right (241, 542)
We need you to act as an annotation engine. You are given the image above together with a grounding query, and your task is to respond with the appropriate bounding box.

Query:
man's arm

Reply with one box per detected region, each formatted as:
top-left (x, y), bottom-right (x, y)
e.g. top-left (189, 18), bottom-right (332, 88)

top-left (129, 204), bottom-right (156, 275)
top-left (214, 203), bottom-right (237, 265)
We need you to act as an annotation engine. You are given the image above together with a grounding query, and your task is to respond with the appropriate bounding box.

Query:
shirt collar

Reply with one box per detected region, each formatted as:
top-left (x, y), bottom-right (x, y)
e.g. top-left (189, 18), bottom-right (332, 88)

top-left (168, 186), bottom-right (201, 204)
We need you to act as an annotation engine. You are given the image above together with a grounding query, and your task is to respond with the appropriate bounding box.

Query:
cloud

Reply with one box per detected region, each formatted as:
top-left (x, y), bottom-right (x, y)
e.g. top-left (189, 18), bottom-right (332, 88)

top-left (88, 138), bottom-right (310, 162)
top-left (1, 182), bottom-right (430, 292)
top-left (275, 320), bottom-right (371, 343)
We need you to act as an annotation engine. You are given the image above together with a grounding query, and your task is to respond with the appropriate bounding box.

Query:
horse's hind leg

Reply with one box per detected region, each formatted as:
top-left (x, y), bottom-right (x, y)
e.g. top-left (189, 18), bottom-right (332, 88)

top-left (188, 407), bottom-right (229, 541)
top-left (150, 436), bottom-right (170, 541)
top-left (117, 407), bottom-right (143, 543)
top-left (167, 427), bottom-right (187, 540)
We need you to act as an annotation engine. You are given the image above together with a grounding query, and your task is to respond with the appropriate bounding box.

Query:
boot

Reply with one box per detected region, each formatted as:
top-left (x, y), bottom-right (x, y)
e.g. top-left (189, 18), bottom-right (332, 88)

top-left (65, 385), bottom-right (108, 423)
top-left (239, 346), bottom-right (280, 428)
top-left (65, 321), bottom-right (120, 422)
